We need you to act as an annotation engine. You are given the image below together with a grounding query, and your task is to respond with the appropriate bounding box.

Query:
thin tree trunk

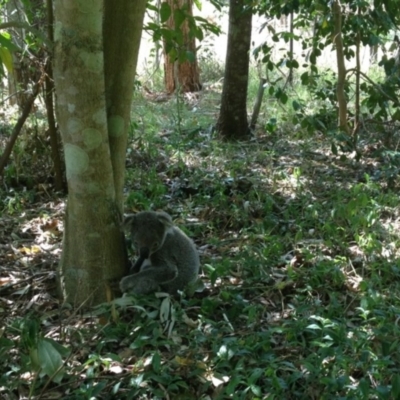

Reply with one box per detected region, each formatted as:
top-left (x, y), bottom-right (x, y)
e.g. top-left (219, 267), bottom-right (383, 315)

top-left (353, 7), bottom-right (361, 140)
top-left (216, 0), bottom-right (252, 140)
top-left (44, 59), bottom-right (64, 191)
top-left (288, 10), bottom-right (294, 86)
top-left (333, 0), bottom-right (349, 134)
top-left (45, 0), bottom-right (64, 191)
top-left (163, 0), bottom-right (201, 93)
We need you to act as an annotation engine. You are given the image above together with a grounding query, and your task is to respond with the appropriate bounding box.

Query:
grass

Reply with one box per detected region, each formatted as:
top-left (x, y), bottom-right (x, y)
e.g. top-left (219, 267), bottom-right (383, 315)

top-left (1, 63), bottom-right (400, 399)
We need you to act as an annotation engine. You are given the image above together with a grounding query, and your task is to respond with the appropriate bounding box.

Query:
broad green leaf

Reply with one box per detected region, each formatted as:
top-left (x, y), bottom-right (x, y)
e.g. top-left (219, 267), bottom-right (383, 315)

top-left (0, 33), bottom-right (19, 52)
top-left (0, 46), bottom-right (14, 72)
top-left (280, 92), bottom-right (288, 104)
top-left (300, 71), bottom-right (309, 85)
top-left (292, 100), bottom-right (301, 111)
top-left (193, 0), bottom-right (202, 11)
top-left (160, 2), bottom-right (171, 23)
top-left (174, 9), bottom-right (186, 29)
top-left (37, 338), bottom-right (65, 383)
top-left (192, 25), bottom-right (203, 41)
top-left (359, 378), bottom-right (370, 396)
top-left (152, 352), bottom-right (161, 374)
top-left (306, 323), bottom-right (321, 330)
top-left (392, 375), bottom-right (400, 398)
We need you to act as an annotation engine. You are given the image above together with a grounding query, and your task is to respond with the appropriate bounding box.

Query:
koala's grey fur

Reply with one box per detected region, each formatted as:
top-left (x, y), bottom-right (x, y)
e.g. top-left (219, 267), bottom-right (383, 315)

top-left (119, 211), bottom-right (200, 295)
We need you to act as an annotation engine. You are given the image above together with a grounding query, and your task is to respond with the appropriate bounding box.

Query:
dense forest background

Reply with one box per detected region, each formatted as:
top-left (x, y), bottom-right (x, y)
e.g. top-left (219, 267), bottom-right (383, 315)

top-left (1, 0), bottom-right (400, 398)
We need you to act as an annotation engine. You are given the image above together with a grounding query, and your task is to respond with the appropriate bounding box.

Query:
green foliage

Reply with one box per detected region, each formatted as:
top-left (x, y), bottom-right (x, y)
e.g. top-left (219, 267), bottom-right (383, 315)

top-left (146, 0), bottom-right (221, 64)
top-left (254, 0), bottom-right (400, 146)
top-left (4, 81), bottom-right (400, 397)
top-left (2, 1), bottom-right (400, 398)
top-left (0, 32), bottom-right (18, 76)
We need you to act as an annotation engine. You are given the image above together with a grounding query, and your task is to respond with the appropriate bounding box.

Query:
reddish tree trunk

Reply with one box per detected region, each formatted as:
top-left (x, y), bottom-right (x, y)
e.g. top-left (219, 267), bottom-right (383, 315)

top-left (164, 0), bottom-right (201, 93)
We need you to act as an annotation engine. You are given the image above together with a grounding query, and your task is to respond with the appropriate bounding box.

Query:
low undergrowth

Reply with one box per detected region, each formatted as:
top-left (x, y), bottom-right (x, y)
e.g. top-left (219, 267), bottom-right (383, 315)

top-left (1, 88), bottom-right (400, 399)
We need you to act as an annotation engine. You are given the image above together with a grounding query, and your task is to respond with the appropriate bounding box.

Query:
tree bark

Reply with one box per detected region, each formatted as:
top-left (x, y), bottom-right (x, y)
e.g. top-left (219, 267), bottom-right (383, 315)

top-left (53, 0), bottom-right (146, 307)
top-left (103, 0), bottom-right (147, 214)
top-left (333, 0), bottom-right (349, 134)
top-left (164, 0), bottom-right (201, 93)
top-left (216, 0), bottom-right (252, 140)
top-left (45, 0), bottom-right (64, 192)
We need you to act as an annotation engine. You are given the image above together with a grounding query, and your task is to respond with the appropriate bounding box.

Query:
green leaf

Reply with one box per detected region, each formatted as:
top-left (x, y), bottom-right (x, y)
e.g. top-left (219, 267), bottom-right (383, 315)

top-left (174, 9), bottom-right (186, 29)
top-left (392, 109), bottom-right (400, 121)
top-left (306, 323), bottom-right (321, 330)
top-left (250, 384), bottom-right (262, 396)
top-left (280, 92), bottom-right (288, 104)
top-left (300, 71), bottom-right (309, 85)
top-left (392, 375), bottom-right (400, 398)
top-left (37, 338), bottom-right (65, 383)
top-left (186, 50), bottom-right (195, 63)
top-left (267, 61), bottom-right (274, 71)
top-left (292, 100), bottom-right (301, 111)
top-left (310, 52), bottom-right (316, 65)
top-left (160, 2), bottom-right (171, 23)
top-left (193, 0), bottom-right (202, 11)
top-left (0, 47), bottom-right (13, 73)
top-left (192, 25), bottom-right (203, 41)
top-left (0, 33), bottom-right (19, 52)
top-left (359, 378), bottom-right (370, 396)
top-left (152, 352), bottom-right (161, 374)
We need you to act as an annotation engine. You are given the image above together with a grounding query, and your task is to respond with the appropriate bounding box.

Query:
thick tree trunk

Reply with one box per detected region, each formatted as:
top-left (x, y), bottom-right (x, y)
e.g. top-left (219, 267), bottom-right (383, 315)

top-left (103, 0), bottom-right (146, 214)
top-left (164, 0), bottom-right (201, 93)
top-left (53, 0), bottom-right (146, 307)
top-left (216, 0), bottom-right (252, 140)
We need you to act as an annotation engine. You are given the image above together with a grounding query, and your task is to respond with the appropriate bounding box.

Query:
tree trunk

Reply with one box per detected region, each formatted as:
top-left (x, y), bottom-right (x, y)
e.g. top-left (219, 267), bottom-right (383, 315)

top-left (164, 0), bottom-right (201, 93)
top-left (53, 0), bottom-right (146, 307)
top-left (103, 0), bottom-right (147, 214)
top-left (332, 0), bottom-right (349, 134)
top-left (45, 0), bottom-right (64, 192)
top-left (216, 0), bottom-right (252, 140)
top-left (288, 10), bottom-right (294, 86)
top-left (6, 0), bottom-right (29, 108)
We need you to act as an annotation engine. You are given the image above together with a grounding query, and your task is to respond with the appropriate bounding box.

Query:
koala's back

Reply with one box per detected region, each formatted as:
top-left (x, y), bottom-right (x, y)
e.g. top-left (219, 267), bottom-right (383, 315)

top-left (150, 226), bottom-right (199, 293)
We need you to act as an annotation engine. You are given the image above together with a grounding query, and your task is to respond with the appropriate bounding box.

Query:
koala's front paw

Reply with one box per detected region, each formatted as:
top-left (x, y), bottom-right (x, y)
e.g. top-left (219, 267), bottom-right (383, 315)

top-left (119, 275), bottom-right (136, 293)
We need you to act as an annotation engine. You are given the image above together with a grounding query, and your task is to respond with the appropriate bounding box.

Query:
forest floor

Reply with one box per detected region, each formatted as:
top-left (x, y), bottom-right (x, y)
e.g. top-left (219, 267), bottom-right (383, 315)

top-left (1, 86), bottom-right (400, 399)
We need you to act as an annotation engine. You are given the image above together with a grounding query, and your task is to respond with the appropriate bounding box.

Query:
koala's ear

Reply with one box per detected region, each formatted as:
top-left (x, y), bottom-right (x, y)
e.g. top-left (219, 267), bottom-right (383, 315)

top-left (157, 211), bottom-right (174, 230)
top-left (121, 214), bottom-right (136, 231)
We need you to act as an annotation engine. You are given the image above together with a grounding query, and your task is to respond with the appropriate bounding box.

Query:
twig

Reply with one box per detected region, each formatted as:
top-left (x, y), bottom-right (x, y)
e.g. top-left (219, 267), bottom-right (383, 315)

top-left (250, 78), bottom-right (267, 130)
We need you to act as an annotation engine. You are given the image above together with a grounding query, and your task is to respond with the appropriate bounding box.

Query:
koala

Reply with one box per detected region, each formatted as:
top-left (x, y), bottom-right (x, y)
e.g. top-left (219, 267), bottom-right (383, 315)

top-left (119, 211), bottom-right (200, 295)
